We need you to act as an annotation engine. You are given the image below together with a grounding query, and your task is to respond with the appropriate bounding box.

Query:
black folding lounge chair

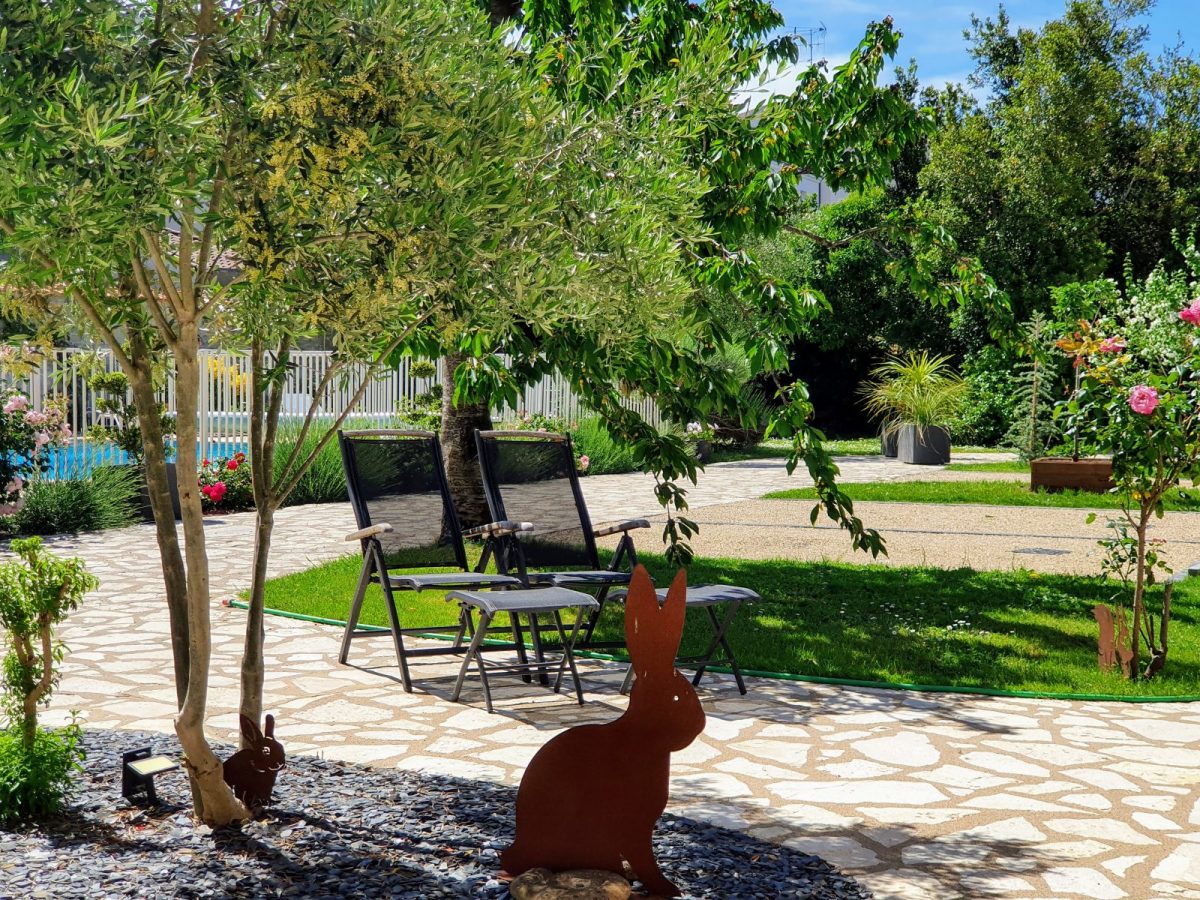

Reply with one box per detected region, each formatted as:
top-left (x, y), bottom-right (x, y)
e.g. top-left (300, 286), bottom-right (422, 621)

top-left (473, 430), bottom-right (643, 639)
top-left (338, 429), bottom-right (597, 709)
top-left (474, 429), bottom-right (760, 694)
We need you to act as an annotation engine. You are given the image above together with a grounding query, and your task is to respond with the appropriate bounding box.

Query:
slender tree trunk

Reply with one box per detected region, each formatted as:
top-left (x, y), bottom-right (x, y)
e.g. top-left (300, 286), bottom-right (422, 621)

top-left (239, 504), bottom-right (273, 735)
top-left (240, 339), bottom-right (287, 744)
top-left (1131, 517), bottom-right (1148, 680)
top-left (125, 348), bottom-right (191, 708)
top-left (20, 633), bottom-right (40, 751)
top-left (172, 321), bottom-right (248, 825)
top-left (440, 353), bottom-right (493, 529)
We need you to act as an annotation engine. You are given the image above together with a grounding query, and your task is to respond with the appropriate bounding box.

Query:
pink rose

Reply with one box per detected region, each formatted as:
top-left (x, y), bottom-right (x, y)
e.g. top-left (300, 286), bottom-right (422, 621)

top-left (3, 395), bottom-right (28, 414)
top-left (34, 431), bottom-right (50, 448)
top-left (578, 455), bottom-right (590, 471)
top-left (4, 476), bottom-right (23, 496)
top-left (23, 409), bottom-right (48, 426)
top-left (1129, 385), bottom-right (1160, 415)
top-left (1179, 300), bottom-right (1200, 325)
top-left (1097, 337), bottom-right (1125, 353)
top-left (208, 482), bottom-right (227, 503)
top-left (59, 424), bottom-right (72, 440)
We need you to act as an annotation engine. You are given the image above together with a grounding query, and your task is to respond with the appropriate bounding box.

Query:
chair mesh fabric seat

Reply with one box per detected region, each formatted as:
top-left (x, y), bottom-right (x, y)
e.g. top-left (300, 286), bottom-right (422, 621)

top-left (476, 435), bottom-right (598, 572)
top-left (386, 571), bottom-right (525, 591)
top-left (659, 584), bottom-right (760, 607)
top-left (534, 570), bottom-right (632, 587)
top-left (446, 586), bottom-right (599, 617)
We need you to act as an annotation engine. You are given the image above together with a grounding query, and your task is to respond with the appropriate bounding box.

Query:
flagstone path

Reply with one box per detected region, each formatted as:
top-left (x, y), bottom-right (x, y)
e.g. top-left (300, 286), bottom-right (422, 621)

top-left (10, 454), bottom-right (1200, 899)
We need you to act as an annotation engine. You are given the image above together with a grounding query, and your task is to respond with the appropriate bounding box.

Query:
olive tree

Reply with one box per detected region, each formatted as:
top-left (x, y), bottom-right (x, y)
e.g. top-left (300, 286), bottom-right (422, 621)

top-left (218, 1), bottom-right (703, 728)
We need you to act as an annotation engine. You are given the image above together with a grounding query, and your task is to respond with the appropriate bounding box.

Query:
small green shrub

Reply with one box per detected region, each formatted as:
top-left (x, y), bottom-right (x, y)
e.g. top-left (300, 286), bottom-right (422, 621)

top-left (0, 723), bottom-right (84, 824)
top-left (570, 418), bottom-right (639, 475)
top-left (951, 347), bottom-right (1021, 446)
top-left (274, 425), bottom-right (349, 506)
top-left (0, 537), bottom-right (94, 823)
top-left (395, 388), bottom-right (441, 432)
top-left (9, 466), bottom-right (139, 535)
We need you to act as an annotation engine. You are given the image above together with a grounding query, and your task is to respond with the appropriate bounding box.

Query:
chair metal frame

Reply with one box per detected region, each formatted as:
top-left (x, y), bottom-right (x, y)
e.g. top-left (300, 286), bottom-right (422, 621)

top-left (338, 429), bottom-right (526, 692)
top-left (474, 429), bottom-right (760, 695)
top-left (474, 429), bottom-right (646, 651)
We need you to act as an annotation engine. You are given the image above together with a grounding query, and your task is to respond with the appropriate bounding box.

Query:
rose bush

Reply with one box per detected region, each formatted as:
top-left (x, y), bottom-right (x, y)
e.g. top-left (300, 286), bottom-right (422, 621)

top-left (0, 394), bottom-right (70, 504)
top-left (1062, 268), bottom-right (1200, 679)
top-left (197, 452), bottom-right (253, 513)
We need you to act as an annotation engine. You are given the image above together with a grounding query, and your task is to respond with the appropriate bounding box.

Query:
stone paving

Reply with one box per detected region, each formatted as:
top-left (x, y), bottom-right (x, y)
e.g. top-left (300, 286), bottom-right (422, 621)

top-left (11, 455), bottom-right (1200, 899)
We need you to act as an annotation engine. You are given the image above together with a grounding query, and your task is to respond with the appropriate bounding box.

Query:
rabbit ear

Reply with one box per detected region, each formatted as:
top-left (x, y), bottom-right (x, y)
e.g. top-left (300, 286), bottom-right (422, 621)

top-left (264, 715), bottom-right (275, 740)
top-left (625, 565), bottom-right (686, 682)
top-left (239, 714), bottom-right (262, 744)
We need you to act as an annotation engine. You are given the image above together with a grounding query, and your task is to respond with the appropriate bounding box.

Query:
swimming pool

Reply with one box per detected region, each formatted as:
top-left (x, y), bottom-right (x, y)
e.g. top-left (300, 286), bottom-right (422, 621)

top-left (41, 440), bottom-right (251, 479)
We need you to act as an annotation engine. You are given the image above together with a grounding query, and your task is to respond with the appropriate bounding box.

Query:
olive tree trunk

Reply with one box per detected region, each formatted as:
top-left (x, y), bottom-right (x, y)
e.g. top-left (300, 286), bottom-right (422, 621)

top-left (440, 353), bottom-right (493, 529)
top-left (125, 337), bottom-right (191, 708)
top-left (169, 321), bottom-right (248, 824)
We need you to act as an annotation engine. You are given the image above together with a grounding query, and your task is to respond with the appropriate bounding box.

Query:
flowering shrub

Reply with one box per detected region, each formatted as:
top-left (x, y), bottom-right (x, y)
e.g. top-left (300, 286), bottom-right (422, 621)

top-left (198, 452), bottom-right (253, 512)
top-left (1062, 272), bottom-right (1200, 679)
top-left (0, 394), bottom-right (70, 503)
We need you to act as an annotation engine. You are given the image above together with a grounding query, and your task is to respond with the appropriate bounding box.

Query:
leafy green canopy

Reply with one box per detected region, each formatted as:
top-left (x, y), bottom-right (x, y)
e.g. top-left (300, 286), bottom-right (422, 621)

top-left (437, 2), bottom-right (966, 559)
top-left (920, 0), bottom-right (1200, 338)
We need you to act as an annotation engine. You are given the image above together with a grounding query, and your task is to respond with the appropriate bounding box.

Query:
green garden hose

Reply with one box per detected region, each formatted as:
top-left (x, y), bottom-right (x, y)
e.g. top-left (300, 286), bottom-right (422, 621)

top-left (228, 600), bottom-right (1200, 704)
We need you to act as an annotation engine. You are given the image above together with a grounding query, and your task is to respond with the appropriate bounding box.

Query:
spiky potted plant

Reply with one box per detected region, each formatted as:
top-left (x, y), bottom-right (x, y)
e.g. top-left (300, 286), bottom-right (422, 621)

top-left (862, 352), bottom-right (966, 465)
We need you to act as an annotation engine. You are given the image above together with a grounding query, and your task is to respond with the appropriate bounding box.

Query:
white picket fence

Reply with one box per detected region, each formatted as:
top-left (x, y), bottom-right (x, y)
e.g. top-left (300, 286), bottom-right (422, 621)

top-left (4, 348), bottom-right (660, 478)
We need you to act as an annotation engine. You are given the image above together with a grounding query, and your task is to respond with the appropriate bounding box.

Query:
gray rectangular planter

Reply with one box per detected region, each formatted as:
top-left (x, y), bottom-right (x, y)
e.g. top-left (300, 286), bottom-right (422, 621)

top-left (881, 431), bottom-right (898, 458)
top-left (898, 424), bottom-right (951, 466)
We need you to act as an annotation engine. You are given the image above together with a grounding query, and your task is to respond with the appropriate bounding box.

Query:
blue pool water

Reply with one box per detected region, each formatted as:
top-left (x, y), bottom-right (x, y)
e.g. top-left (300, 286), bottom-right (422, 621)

top-left (40, 440), bottom-right (251, 479)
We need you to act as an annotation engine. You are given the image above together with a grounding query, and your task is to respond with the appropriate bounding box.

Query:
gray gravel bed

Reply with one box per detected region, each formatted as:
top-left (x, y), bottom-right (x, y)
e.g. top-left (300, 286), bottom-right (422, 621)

top-left (0, 729), bottom-right (870, 899)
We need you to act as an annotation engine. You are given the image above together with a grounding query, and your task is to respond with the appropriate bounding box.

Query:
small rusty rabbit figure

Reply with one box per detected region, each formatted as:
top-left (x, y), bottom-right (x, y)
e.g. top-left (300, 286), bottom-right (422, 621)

top-left (502, 566), bottom-right (705, 897)
top-left (222, 714), bottom-right (285, 806)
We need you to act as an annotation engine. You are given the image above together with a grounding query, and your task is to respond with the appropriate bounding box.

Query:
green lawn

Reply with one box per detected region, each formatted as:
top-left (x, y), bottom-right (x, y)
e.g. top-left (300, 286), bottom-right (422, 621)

top-left (766, 479), bottom-right (1200, 511)
top-left (251, 552), bottom-right (1200, 698)
top-left (944, 460), bottom-right (1030, 473)
top-left (709, 438), bottom-right (1007, 462)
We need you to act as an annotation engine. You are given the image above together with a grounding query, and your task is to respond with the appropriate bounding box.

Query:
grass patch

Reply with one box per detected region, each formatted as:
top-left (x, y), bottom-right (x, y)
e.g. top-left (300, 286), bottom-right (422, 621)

top-left (710, 438), bottom-right (1008, 463)
top-left (820, 438), bottom-right (1007, 456)
top-left (253, 552), bottom-right (1200, 697)
top-left (944, 460), bottom-right (1030, 473)
top-left (766, 480), bottom-right (1200, 511)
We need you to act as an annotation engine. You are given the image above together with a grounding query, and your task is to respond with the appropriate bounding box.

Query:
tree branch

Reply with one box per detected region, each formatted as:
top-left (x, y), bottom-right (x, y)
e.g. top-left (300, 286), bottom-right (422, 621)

top-left (132, 252), bottom-right (179, 346)
top-left (782, 223), bottom-right (887, 250)
top-left (141, 230), bottom-right (188, 320)
top-left (275, 313), bottom-right (436, 503)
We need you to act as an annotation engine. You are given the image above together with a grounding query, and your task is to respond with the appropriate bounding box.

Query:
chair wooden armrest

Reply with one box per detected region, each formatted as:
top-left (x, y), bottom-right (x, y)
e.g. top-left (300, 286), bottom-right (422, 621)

top-left (593, 518), bottom-right (650, 538)
top-left (344, 523), bottom-right (393, 542)
top-left (462, 520), bottom-right (534, 538)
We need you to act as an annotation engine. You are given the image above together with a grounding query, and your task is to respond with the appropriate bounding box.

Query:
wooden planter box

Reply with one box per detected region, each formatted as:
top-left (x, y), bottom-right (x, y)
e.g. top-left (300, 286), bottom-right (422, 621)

top-left (1030, 457), bottom-right (1114, 494)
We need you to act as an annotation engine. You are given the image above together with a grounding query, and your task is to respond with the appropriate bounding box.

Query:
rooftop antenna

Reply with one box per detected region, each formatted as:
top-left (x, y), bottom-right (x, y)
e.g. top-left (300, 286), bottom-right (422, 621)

top-left (790, 22), bottom-right (827, 65)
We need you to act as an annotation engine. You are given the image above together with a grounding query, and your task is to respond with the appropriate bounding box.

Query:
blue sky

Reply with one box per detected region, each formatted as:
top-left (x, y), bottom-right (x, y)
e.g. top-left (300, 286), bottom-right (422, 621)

top-left (756, 0), bottom-right (1196, 94)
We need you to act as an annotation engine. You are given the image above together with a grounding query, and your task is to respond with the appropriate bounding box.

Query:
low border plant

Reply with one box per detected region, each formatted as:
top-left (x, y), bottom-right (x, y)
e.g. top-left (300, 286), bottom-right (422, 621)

top-left (0, 538), bottom-right (96, 822)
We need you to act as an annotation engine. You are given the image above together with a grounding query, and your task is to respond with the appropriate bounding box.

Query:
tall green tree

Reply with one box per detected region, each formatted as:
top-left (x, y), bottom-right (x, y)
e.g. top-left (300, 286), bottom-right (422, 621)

top-left (221, 0), bottom-right (713, 728)
top-left (439, 1), bottom-right (953, 558)
top-left (921, 0), bottom-right (1200, 341)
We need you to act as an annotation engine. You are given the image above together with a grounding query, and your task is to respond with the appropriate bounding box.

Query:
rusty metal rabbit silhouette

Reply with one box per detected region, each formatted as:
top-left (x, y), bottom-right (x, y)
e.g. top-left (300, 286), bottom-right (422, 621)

top-left (222, 714), bottom-right (285, 806)
top-left (502, 566), bottom-right (705, 897)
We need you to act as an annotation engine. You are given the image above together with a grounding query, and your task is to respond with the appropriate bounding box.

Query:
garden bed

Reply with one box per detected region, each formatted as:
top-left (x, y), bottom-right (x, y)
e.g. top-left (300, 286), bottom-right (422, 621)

top-left (0, 729), bottom-right (866, 899)
top-left (252, 553), bottom-right (1200, 698)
